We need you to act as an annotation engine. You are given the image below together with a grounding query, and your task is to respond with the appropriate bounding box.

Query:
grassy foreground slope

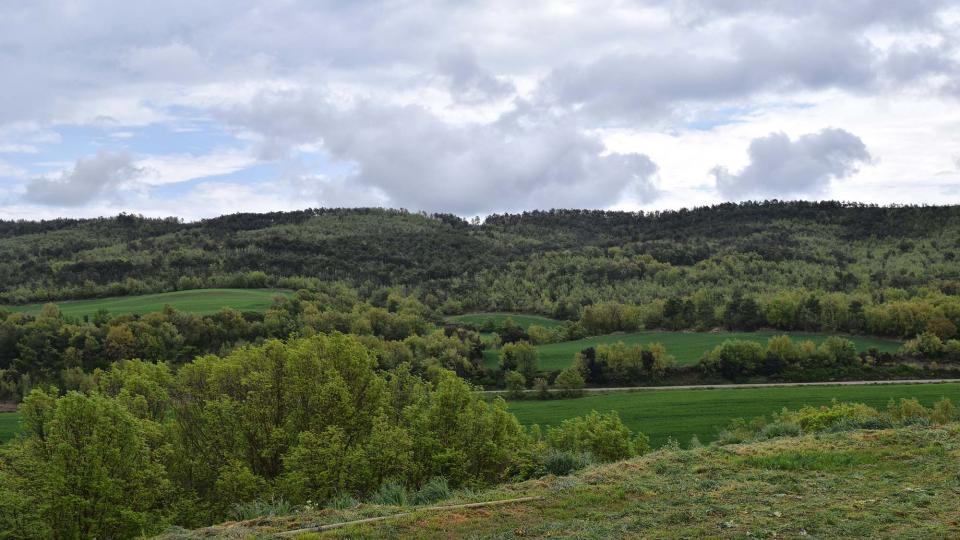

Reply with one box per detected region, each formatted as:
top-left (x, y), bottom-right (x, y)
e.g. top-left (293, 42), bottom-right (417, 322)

top-left (483, 330), bottom-right (903, 371)
top-left (0, 288), bottom-right (291, 319)
top-left (508, 382), bottom-right (960, 447)
top-left (159, 423), bottom-right (960, 539)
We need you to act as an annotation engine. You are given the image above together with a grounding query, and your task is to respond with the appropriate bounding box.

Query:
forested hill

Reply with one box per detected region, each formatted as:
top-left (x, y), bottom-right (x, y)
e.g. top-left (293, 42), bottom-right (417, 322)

top-left (1, 202), bottom-right (959, 316)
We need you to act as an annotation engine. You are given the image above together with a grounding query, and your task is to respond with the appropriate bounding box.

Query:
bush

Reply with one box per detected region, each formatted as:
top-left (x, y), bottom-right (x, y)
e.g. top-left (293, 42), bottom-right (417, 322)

top-left (541, 449), bottom-right (594, 476)
top-left (554, 367), bottom-right (585, 398)
top-left (325, 493), bottom-right (359, 510)
top-left (701, 340), bottom-right (765, 379)
top-left (758, 421), bottom-right (802, 440)
top-left (411, 477), bottom-right (451, 505)
top-left (887, 398), bottom-right (931, 424)
top-left (504, 370), bottom-right (526, 399)
top-left (230, 496), bottom-right (293, 521)
top-left (932, 398), bottom-right (957, 424)
top-left (780, 402), bottom-right (880, 432)
top-left (500, 341), bottom-right (539, 380)
top-left (902, 331), bottom-right (945, 358)
top-left (547, 410), bottom-right (648, 462)
top-left (369, 480), bottom-right (409, 506)
top-left (533, 377), bottom-right (550, 400)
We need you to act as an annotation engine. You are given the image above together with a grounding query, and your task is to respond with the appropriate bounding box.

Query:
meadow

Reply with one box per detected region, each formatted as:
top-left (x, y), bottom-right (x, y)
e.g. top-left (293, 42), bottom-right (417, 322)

top-left (506, 382), bottom-right (960, 447)
top-left (0, 412), bottom-right (18, 443)
top-left (483, 330), bottom-right (903, 371)
top-left (446, 312), bottom-right (566, 329)
top-left (0, 288), bottom-right (292, 319)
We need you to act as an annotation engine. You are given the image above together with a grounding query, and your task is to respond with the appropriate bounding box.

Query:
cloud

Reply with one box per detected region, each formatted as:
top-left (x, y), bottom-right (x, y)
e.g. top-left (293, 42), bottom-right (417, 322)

top-left (123, 42), bottom-right (208, 82)
top-left (540, 24), bottom-right (886, 124)
top-left (437, 46), bottom-right (515, 104)
top-left (672, 0), bottom-right (952, 29)
top-left (225, 91), bottom-right (660, 214)
top-left (712, 128), bottom-right (872, 199)
top-left (0, 1), bottom-right (958, 217)
top-left (24, 151), bottom-right (143, 206)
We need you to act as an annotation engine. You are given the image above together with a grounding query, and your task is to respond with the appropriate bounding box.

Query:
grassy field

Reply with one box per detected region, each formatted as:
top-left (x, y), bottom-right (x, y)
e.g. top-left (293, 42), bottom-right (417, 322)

top-left (483, 330), bottom-right (903, 371)
top-left (0, 288), bottom-right (292, 319)
top-left (0, 412), bottom-right (19, 443)
top-left (175, 424), bottom-right (960, 538)
top-left (447, 312), bottom-right (566, 330)
top-left (506, 382), bottom-right (960, 447)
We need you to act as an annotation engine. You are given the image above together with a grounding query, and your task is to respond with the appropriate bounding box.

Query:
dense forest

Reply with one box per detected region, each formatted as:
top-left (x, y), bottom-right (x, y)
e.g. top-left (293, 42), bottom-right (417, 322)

top-left (2, 203), bottom-right (958, 315)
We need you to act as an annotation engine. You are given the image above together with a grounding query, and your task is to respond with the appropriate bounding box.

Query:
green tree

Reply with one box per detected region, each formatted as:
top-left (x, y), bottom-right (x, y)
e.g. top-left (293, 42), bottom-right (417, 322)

top-left (499, 341), bottom-right (539, 380)
top-left (0, 389), bottom-right (168, 539)
top-left (554, 367), bottom-right (585, 398)
top-left (504, 370), bottom-right (526, 399)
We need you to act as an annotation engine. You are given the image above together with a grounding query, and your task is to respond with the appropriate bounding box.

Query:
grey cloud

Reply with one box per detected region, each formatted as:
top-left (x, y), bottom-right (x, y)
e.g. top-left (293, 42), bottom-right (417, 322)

top-left (542, 25), bottom-right (880, 123)
top-left (672, 0), bottom-right (951, 29)
top-left (712, 129), bottom-right (871, 199)
top-left (437, 46), bottom-right (515, 103)
top-left (24, 151), bottom-right (143, 206)
top-left (225, 93), bottom-right (659, 214)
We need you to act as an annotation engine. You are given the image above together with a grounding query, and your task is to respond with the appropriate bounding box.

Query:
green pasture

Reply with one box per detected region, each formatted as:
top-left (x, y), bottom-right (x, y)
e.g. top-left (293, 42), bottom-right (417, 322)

top-left (0, 412), bottom-right (19, 443)
top-left (507, 382), bottom-right (960, 447)
top-left (483, 330), bottom-right (903, 371)
top-left (1, 288), bottom-right (292, 319)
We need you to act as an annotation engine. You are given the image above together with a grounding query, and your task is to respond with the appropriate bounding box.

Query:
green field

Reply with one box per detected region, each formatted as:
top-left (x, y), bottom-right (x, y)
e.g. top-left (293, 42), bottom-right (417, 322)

top-left (483, 330), bottom-right (903, 371)
top-left (1, 288), bottom-right (292, 319)
top-left (507, 382), bottom-right (960, 447)
top-left (0, 412), bottom-right (18, 443)
top-left (447, 312), bottom-right (566, 330)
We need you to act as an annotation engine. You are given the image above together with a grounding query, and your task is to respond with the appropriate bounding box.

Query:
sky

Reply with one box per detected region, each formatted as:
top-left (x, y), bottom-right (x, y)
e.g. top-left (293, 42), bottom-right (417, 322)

top-left (1, 1), bottom-right (959, 221)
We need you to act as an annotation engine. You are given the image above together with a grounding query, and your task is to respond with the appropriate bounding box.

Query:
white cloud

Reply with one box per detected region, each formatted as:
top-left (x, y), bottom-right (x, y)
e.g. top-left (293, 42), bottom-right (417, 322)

top-left (135, 149), bottom-right (258, 186)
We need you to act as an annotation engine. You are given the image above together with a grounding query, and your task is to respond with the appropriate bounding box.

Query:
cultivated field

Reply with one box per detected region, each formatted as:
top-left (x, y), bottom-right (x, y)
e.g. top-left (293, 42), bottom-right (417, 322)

top-left (0, 413), bottom-right (18, 443)
top-left (483, 330), bottom-right (903, 371)
top-left (507, 382), bottom-right (960, 447)
top-left (447, 312), bottom-right (566, 329)
top-left (1, 288), bottom-right (292, 319)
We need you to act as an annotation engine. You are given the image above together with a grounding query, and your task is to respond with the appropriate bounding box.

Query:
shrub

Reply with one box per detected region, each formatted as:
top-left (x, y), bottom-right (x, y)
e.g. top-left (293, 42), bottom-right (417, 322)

top-left (758, 421), bottom-right (802, 440)
top-left (411, 477), bottom-right (451, 505)
top-left (541, 449), bottom-right (594, 476)
top-left (533, 377), bottom-right (550, 400)
top-left (325, 493), bottom-right (359, 510)
top-left (902, 331), bottom-right (946, 358)
top-left (230, 496), bottom-right (293, 521)
top-left (547, 410), bottom-right (648, 462)
top-left (369, 480), bottom-right (408, 506)
top-left (932, 398), bottom-right (957, 424)
top-left (500, 341), bottom-right (539, 380)
top-left (887, 398), bottom-right (931, 424)
top-left (554, 367), bottom-right (585, 398)
top-left (778, 402), bottom-right (880, 432)
top-left (527, 325), bottom-right (557, 345)
top-left (504, 370), bottom-right (526, 399)
top-left (702, 340), bottom-right (765, 379)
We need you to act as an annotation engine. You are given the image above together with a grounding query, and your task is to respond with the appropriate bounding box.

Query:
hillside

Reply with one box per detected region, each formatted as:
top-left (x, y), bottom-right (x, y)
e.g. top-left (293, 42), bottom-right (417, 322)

top-left (156, 422), bottom-right (960, 539)
top-left (2, 204), bottom-right (959, 321)
top-left (0, 288), bottom-right (291, 319)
